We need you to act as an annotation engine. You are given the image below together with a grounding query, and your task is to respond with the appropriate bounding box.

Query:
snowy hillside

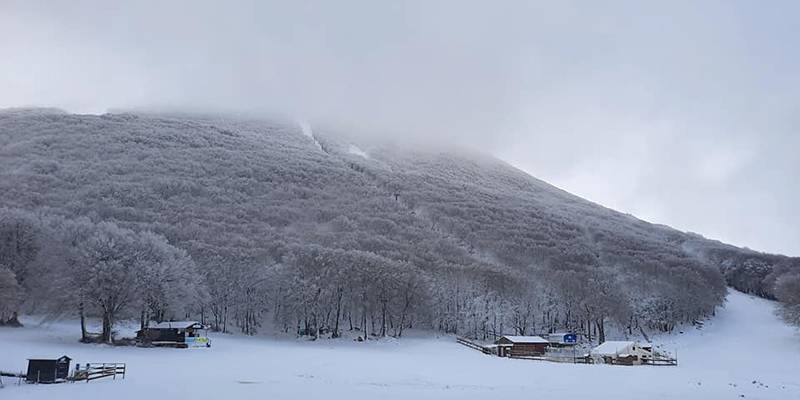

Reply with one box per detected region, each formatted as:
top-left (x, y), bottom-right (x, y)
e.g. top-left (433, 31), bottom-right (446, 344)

top-left (1, 290), bottom-right (798, 399)
top-left (0, 108), bottom-right (797, 343)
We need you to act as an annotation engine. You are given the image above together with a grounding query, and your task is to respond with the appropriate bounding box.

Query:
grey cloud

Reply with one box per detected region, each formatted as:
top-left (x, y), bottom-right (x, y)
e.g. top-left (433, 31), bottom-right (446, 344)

top-left (1, 0), bottom-right (798, 254)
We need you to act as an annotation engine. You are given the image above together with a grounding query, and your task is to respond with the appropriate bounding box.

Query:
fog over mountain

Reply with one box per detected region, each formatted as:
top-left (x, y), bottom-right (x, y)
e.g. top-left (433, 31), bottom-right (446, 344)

top-left (3, 5), bottom-right (800, 400)
top-left (1, 109), bottom-right (797, 340)
top-left (1, 1), bottom-right (799, 257)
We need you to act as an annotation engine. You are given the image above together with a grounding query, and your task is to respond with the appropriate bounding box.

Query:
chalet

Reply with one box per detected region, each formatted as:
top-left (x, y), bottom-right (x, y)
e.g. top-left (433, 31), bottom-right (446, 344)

top-left (495, 335), bottom-right (550, 357)
top-left (26, 355), bottom-right (71, 383)
top-left (136, 321), bottom-right (211, 348)
top-left (590, 341), bottom-right (652, 365)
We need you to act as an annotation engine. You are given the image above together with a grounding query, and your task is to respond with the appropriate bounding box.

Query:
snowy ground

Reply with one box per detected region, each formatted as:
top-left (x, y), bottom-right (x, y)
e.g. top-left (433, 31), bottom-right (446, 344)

top-left (1, 290), bottom-right (798, 399)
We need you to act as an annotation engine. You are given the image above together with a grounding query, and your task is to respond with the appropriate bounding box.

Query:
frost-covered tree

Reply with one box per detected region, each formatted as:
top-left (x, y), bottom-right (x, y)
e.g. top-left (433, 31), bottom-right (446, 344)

top-left (0, 208), bottom-right (41, 292)
top-left (0, 265), bottom-right (21, 325)
top-left (74, 222), bottom-right (143, 343)
top-left (55, 221), bottom-right (200, 343)
top-left (775, 273), bottom-right (800, 325)
top-left (134, 231), bottom-right (203, 329)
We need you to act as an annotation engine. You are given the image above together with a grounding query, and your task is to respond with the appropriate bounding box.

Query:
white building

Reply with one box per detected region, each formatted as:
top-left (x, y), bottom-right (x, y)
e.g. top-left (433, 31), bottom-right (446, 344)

top-left (590, 341), bottom-right (652, 365)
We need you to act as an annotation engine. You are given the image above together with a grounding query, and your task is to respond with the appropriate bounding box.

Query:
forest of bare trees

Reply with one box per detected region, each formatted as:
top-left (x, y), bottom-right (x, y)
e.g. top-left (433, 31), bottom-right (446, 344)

top-left (687, 240), bottom-right (800, 326)
top-left (0, 109), bottom-right (795, 343)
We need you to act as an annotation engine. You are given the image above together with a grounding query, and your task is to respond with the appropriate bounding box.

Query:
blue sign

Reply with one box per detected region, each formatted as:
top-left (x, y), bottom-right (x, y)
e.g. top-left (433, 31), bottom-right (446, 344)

top-left (564, 333), bottom-right (577, 343)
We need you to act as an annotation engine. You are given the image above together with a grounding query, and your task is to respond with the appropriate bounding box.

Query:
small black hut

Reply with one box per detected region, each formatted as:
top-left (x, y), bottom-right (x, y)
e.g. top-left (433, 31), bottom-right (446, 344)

top-left (26, 355), bottom-right (71, 383)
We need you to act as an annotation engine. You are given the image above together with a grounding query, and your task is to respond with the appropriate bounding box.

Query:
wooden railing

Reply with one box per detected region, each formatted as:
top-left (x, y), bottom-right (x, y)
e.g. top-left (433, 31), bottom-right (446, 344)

top-left (456, 337), bottom-right (491, 354)
top-left (73, 363), bottom-right (126, 382)
top-left (1, 370), bottom-right (26, 387)
top-left (509, 354), bottom-right (593, 364)
top-left (643, 356), bottom-right (678, 366)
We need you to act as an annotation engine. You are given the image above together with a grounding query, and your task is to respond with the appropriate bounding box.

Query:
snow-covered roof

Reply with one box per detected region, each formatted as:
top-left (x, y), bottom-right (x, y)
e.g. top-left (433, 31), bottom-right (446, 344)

top-left (150, 321), bottom-right (203, 329)
top-left (28, 355), bottom-right (71, 361)
top-left (591, 341), bottom-right (635, 356)
top-left (500, 335), bottom-right (549, 344)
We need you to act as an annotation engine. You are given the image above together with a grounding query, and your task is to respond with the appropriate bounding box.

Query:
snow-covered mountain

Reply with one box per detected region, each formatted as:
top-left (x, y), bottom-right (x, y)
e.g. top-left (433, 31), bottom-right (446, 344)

top-left (0, 108), bottom-right (797, 337)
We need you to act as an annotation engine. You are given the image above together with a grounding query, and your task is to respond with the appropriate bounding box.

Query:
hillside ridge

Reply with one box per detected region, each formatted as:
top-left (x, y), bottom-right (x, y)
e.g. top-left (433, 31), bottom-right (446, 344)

top-left (1, 108), bottom-right (797, 339)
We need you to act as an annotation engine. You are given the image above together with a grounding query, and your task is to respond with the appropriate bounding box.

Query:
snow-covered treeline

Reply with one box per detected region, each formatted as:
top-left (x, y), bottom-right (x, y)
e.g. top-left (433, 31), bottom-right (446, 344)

top-left (0, 209), bottom-right (202, 342)
top-left (685, 240), bottom-right (800, 326)
top-left (0, 208), bottom-right (724, 342)
top-left (0, 109), bottom-right (792, 341)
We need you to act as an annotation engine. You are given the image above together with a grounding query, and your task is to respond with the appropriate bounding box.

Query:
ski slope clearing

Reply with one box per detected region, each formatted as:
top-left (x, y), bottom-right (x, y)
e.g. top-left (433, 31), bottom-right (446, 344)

top-left (348, 144), bottom-right (370, 159)
top-left (1, 290), bottom-right (797, 399)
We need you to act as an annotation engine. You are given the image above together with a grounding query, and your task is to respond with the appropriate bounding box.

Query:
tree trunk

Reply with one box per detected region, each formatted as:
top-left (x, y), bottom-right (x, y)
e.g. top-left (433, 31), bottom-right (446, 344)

top-left (585, 319), bottom-right (592, 342)
top-left (362, 311), bottom-right (368, 341)
top-left (101, 311), bottom-right (113, 344)
top-left (348, 313), bottom-right (353, 331)
top-left (596, 318), bottom-right (606, 344)
top-left (380, 300), bottom-right (387, 337)
top-left (332, 289), bottom-right (342, 338)
top-left (79, 300), bottom-right (87, 342)
top-left (223, 305), bottom-right (228, 333)
top-left (638, 325), bottom-right (651, 343)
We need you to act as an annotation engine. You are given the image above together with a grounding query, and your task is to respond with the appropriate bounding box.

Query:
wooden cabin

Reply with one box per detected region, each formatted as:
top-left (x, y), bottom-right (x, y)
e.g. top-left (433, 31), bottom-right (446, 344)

top-left (495, 335), bottom-right (549, 357)
top-left (136, 321), bottom-right (210, 348)
top-left (26, 355), bottom-right (71, 383)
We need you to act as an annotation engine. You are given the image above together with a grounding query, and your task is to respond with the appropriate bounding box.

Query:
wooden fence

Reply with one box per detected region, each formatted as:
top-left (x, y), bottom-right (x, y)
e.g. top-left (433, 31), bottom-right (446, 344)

top-left (0, 371), bottom-right (25, 387)
top-left (73, 363), bottom-right (126, 382)
top-left (456, 337), bottom-right (492, 354)
top-left (643, 355), bottom-right (678, 366)
top-left (508, 350), bottom-right (593, 364)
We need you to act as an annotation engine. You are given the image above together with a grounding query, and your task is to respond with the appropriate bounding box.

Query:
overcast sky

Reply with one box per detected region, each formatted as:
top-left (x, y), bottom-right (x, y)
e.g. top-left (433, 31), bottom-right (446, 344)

top-left (1, 1), bottom-right (798, 255)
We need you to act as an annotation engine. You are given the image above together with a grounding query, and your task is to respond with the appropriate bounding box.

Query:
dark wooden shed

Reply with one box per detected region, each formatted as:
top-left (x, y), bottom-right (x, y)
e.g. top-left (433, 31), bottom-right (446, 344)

top-left (26, 355), bottom-right (71, 383)
top-left (495, 335), bottom-right (549, 357)
top-left (137, 321), bottom-right (209, 348)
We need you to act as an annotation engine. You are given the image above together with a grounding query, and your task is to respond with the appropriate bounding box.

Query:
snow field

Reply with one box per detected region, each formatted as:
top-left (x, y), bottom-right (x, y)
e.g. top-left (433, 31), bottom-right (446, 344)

top-left (1, 290), bottom-right (797, 399)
